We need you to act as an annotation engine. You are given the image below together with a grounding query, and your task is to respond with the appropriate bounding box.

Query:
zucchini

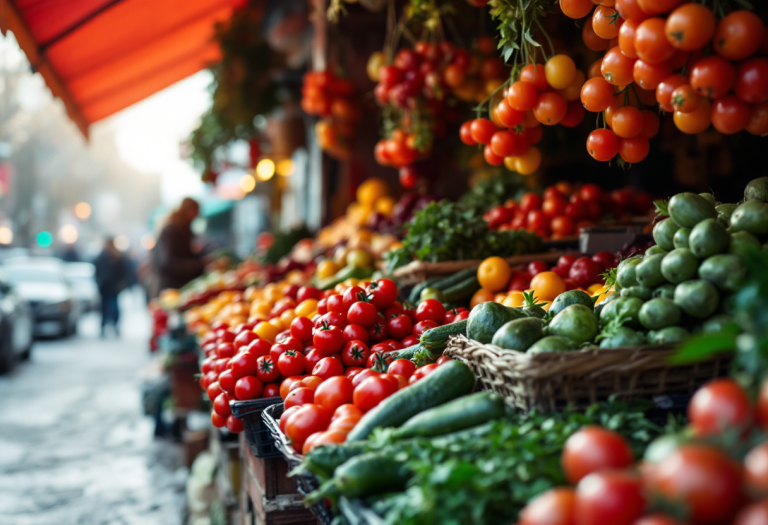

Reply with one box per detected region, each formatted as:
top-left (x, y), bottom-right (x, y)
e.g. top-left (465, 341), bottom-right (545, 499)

top-left (408, 276), bottom-right (444, 305)
top-left (419, 319), bottom-right (468, 351)
top-left (441, 275), bottom-right (480, 303)
top-left (431, 266), bottom-right (480, 291)
top-left (391, 392), bottom-right (505, 440)
top-left (318, 265), bottom-right (373, 290)
top-left (305, 452), bottom-right (410, 504)
top-left (385, 343), bottom-right (420, 362)
top-left (346, 360), bottom-right (476, 442)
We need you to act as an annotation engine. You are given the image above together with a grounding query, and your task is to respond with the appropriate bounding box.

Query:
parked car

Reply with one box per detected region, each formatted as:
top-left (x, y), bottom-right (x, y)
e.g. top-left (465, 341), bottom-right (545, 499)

top-left (0, 268), bottom-right (34, 373)
top-left (65, 262), bottom-right (100, 312)
top-left (3, 258), bottom-right (82, 338)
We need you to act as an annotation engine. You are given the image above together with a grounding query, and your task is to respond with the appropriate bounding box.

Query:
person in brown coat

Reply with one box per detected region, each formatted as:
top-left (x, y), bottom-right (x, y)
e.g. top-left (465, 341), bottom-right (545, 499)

top-left (154, 198), bottom-right (204, 292)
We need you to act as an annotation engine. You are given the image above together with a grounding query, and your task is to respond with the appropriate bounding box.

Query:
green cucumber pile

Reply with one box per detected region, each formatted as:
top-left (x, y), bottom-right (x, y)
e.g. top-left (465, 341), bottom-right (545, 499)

top-left (464, 178), bottom-right (768, 353)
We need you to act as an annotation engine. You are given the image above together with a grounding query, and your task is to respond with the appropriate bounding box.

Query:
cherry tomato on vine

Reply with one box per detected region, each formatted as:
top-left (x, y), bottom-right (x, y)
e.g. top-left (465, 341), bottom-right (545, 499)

top-left (491, 130), bottom-right (529, 157)
top-left (616, 0), bottom-right (649, 21)
top-left (560, 0), bottom-right (594, 19)
top-left (636, 0), bottom-right (683, 15)
top-left (533, 92), bottom-right (568, 125)
top-left (545, 54), bottom-right (577, 90)
top-left (507, 81), bottom-right (539, 111)
top-left (670, 84), bottom-right (700, 113)
top-left (619, 136), bottom-right (650, 163)
top-left (711, 95), bottom-right (751, 135)
top-left (583, 18), bottom-right (610, 52)
top-left (656, 73), bottom-right (687, 111)
top-left (633, 59), bottom-right (673, 90)
top-left (586, 129), bottom-right (620, 161)
top-left (735, 57), bottom-right (768, 105)
top-left (748, 102), bottom-right (768, 136)
top-left (635, 17), bottom-right (675, 65)
top-left (618, 19), bottom-right (639, 58)
top-left (581, 77), bottom-right (615, 112)
top-left (611, 106), bottom-right (644, 138)
top-left (520, 64), bottom-right (549, 91)
top-left (470, 118), bottom-right (497, 145)
top-left (713, 10), bottom-right (765, 61)
top-left (484, 145), bottom-right (504, 166)
top-left (690, 56), bottom-right (735, 99)
top-left (459, 121), bottom-right (477, 145)
top-left (665, 3), bottom-right (715, 51)
top-left (602, 46), bottom-right (636, 86)
top-left (673, 98), bottom-right (711, 134)
top-left (592, 5), bottom-right (622, 41)
top-left (496, 99), bottom-right (525, 127)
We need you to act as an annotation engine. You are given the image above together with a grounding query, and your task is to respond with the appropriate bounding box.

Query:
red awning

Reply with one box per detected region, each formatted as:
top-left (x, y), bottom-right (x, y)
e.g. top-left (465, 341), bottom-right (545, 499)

top-left (0, 0), bottom-right (247, 136)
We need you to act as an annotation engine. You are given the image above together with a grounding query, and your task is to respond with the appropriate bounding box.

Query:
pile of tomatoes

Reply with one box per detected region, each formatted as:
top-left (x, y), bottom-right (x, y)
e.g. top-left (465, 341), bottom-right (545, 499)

top-left (459, 53), bottom-right (588, 174)
top-left (519, 375), bottom-right (768, 525)
top-left (198, 277), bottom-right (463, 438)
top-left (369, 38), bottom-right (508, 188)
top-left (565, 0), bottom-right (768, 164)
top-left (301, 70), bottom-right (361, 160)
top-left (483, 183), bottom-right (654, 239)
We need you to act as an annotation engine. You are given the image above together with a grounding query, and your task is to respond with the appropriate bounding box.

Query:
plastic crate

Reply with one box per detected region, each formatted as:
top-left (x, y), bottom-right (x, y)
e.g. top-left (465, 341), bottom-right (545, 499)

top-left (230, 396), bottom-right (281, 458)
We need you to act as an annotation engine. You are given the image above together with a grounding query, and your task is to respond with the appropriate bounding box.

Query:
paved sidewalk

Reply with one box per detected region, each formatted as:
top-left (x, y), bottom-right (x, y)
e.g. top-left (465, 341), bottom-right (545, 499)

top-left (0, 293), bottom-right (186, 525)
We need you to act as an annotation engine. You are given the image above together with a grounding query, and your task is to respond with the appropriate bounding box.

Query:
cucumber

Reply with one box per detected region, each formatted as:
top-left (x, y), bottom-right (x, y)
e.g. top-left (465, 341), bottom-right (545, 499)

top-left (419, 319), bottom-right (468, 351)
top-left (408, 276), bottom-right (444, 304)
top-left (441, 275), bottom-right (480, 303)
top-left (346, 360), bottom-right (476, 442)
top-left (391, 392), bottom-right (505, 440)
top-left (305, 452), bottom-right (410, 504)
top-left (318, 265), bottom-right (373, 290)
top-left (431, 266), bottom-right (480, 292)
top-left (386, 344), bottom-right (421, 361)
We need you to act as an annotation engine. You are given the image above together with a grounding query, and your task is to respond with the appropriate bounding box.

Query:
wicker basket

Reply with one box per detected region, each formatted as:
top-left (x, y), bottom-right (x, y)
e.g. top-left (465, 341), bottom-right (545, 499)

top-left (391, 251), bottom-right (578, 286)
top-left (262, 404), bottom-right (335, 525)
top-left (444, 335), bottom-right (731, 412)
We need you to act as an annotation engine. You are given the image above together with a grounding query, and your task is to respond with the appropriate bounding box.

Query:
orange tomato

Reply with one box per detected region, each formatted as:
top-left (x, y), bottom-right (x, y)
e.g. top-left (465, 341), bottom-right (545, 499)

top-left (529, 271), bottom-right (566, 301)
top-left (471, 288), bottom-right (496, 309)
top-left (478, 257), bottom-right (513, 292)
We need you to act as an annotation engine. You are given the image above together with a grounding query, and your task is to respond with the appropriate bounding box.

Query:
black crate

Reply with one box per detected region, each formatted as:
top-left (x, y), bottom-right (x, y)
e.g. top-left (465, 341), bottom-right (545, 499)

top-left (262, 404), bottom-right (335, 525)
top-left (230, 396), bottom-right (281, 458)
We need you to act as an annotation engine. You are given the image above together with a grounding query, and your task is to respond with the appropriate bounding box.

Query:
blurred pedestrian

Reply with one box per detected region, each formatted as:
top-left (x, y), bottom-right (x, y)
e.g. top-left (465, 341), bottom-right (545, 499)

top-left (93, 237), bottom-right (129, 337)
top-left (154, 198), bottom-right (204, 292)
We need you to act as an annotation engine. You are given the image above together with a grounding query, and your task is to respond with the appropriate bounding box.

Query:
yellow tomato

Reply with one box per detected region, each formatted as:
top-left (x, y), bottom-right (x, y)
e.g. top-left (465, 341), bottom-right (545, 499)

top-left (545, 54), bottom-right (577, 90)
top-left (295, 299), bottom-right (318, 318)
top-left (477, 257), bottom-right (513, 292)
top-left (228, 315), bottom-right (247, 327)
top-left (343, 278), bottom-right (360, 287)
top-left (286, 270), bottom-right (305, 285)
top-left (594, 290), bottom-right (615, 304)
top-left (529, 271), bottom-right (566, 301)
top-left (470, 288), bottom-right (496, 309)
top-left (254, 321), bottom-right (280, 343)
top-left (374, 197), bottom-right (396, 217)
top-left (494, 293), bottom-right (507, 303)
top-left (588, 283), bottom-right (606, 295)
top-left (503, 291), bottom-right (526, 307)
top-left (279, 308), bottom-right (297, 327)
top-left (334, 283), bottom-right (348, 294)
top-left (357, 178), bottom-right (389, 207)
top-left (367, 51), bottom-right (386, 82)
top-left (250, 301), bottom-right (271, 318)
top-left (317, 260), bottom-right (340, 279)
top-left (515, 147), bottom-right (542, 175)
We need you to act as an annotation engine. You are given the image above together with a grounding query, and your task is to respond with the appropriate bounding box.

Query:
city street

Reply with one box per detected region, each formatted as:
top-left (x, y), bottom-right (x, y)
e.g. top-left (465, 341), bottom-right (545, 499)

top-left (0, 293), bottom-right (186, 525)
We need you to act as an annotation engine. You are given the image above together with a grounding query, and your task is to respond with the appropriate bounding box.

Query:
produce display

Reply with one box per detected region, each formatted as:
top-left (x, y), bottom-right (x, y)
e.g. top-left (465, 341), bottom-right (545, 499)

top-left (301, 70), bottom-right (360, 160)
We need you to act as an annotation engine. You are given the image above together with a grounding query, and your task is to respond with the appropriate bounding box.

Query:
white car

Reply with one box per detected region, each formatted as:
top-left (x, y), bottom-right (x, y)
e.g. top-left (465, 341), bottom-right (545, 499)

top-left (65, 262), bottom-right (100, 312)
top-left (3, 258), bottom-right (82, 338)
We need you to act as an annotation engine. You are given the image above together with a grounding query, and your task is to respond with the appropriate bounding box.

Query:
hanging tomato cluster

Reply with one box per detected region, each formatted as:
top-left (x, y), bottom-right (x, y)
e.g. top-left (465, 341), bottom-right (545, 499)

top-left (563, 0), bottom-right (767, 164)
top-left (368, 38), bottom-right (508, 189)
top-left (459, 54), bottom-right (587, 173)
top-left (301, 70), bottom-right (361, 160)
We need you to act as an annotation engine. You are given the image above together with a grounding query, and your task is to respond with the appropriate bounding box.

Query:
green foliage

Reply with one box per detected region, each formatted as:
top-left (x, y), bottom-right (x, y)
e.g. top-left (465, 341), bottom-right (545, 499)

top-left (258, 225), bottom-right (313, 265)
top-left (458, 173), bottom-right (527, 215)
top-left (489, 0), bottom-right (554, 72)
top-left (384, 201), bottom-right (542, 271)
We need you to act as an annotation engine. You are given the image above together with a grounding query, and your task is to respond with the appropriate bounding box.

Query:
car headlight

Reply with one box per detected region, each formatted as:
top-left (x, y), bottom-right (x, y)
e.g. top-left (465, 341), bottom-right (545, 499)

top-left (40, 300), bottom-right (71, 314)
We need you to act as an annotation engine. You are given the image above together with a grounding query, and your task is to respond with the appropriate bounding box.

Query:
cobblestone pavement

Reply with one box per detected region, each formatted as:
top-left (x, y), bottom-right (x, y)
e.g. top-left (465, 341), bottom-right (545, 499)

top-left (0, 293), bottom-right (187, 525)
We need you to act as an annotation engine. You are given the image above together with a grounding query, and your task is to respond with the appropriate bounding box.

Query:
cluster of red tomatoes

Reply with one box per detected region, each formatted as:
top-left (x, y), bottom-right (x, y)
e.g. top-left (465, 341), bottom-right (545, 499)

top-left (459, 53), bottom-right (589, 174)
top-left (369, 38), bottom-right (508, 188)
top-left (565, 0), bottom-right (768, 164)
top-left (301, 70), bottom-right (361, 161)
top-left (483, 182), bottom-right (654, 239)
top-left (519, 376), bottom-right (768, 525)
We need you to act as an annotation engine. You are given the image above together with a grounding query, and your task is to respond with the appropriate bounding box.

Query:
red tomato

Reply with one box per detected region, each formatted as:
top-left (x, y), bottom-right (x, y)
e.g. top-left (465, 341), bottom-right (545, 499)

top-left (246, 338), bottom-right (271, 358)
top-left (542, 197), bottom-right (568, 218)
top-left (279, 405), bottom-right (301, 433)
top-left (413, 320), bottom-right (439, 339)
top-left (569, 257), bottom-right (606, 288)
top-left (388, 359), bottom-right (417, 378)
top-left (367, 351), bottom-right (394, 371)
top-left (296, 286), bottom-right (320, 303)
top-left (368, 319), bottom-right (389, 342)
top-left (284, 386), bottom-right (315, 409)
top-left (218, 369), bottom-right (236, 395)
top-left (575, 470), bottom-right (645, 525)
top-left (317, 311), bottom-right (347, 329)
top-left (520, 192), bottom-right (544, 213)
top-left (280, 376), bottom-right (304, 399)
top-left (234, 375), bottom-right (263, 400)
top-left (745, 442), bottom-right (768, 496)
top-left (687, 378), bottom-right (752, 437)
top-left (277, 350), bottom-right (305, 378)
top-left (303, 348), bottom-right (323, 374)
top-left (269, 343), bottom-right (290, 362)
top-left (562, 426), bottom-right (634, 484)
top-left (528, 260), bottom-right (549, 277)
top-left (262, 383), bottom-right (280, 398)
top-left (733, 500), bottom-right (768, 525)
top-left (365, 279), bottom-right (398, 310)
top-left (351, 369), bottom-right (380, 388)
top-left (300, 376), bottom-right (323, 391)
top-left (313, 356), bottom-right (344, 380)
top-left (217, 343), bottom-right (236, 359)
top-left (527, 209), bottom-right (549, 232)
top-left (213, 392), bottom-right (232, 418)
top-left (329, 416), bottom-right (360, 433)
top-left (211, 410), bottom-right (227, 428)
top-left (690, 56), bottom-right (735, 99)
top-left (344, 367), bottom-right (365, 380)
top-left (592, 251), bottom-right (617, 269)
top-left (233, 330), bottom-right (258, 351)
top-left (333, 403), bottom-right (363, 421)
top-left (711, 95), bottom-right (751, 135)
top-left (633, 515), bottom-right (685, 525)
top-left (206, 381), bottom-right (223, 402)
top-left (290, 317), bottom-right (313, 342)
top-left (470, 118), bottom-right (497, 145)
top-left (347, 301), bottom-right (378, 327)
top-left (342, 323), bottom-right (370, 344)
top-left (229, 352), bottom-right (258, 379)
top-left (255, 356), bottom-right (280, 383)
top-left (314, 376), bottom-right (354, 412)
top-left (226, 415), bottom-right (244, 433)
top-left (735, 57), bottom-right (768, 105)
top-left (519, 487), bottom-right (576, 525)
top-left (317, 298), bottom-right (328, 315)
top-left (341, 340), bottom-right (370, 368)
top-left (410, 363), bottom-right (439, 383)
top-left (387, 314), bottom-right (414, 340)
top-left (401, 334), bottom-right (419, 347)
top-left (645, 444), bottom-right (743, 525)
top-left (326, 294), bottom-right (345, 313)
top-left (342, 286), bottom-right (366, 311)
top-left (436, 356), bottom-right (453, 366)
top-left (284, 404), bottom-right (332, 447)
top-left (416, 299), bottom-right (446, 323)
top-left (353, 376), bottom-right (398, 411)
top-left (313, 323), bottom-right (344, 356)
